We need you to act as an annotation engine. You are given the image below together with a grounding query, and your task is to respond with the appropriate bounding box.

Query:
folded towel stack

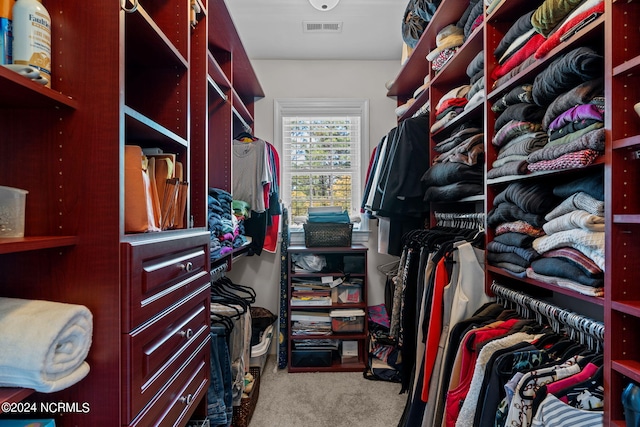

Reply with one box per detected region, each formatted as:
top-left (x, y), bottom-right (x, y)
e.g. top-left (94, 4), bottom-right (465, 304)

top-left (0, 297), bottom-right (93, 392)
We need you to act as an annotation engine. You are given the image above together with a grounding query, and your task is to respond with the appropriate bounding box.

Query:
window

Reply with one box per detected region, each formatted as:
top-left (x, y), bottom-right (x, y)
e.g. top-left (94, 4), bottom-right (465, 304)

top-left (274, 98), bottom-right (369, 234)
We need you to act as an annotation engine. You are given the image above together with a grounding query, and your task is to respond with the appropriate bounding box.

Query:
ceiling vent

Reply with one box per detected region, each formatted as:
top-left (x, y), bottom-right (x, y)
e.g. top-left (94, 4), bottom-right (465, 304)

top-left (303, 21), bottom-right (343, 33)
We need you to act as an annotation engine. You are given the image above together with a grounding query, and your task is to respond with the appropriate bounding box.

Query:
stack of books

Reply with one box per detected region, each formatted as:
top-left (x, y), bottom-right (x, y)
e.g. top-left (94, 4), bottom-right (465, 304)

top-left (291, 278), bottom-right (332, 306)
top-left (290, 311), bottom-right (332, 336)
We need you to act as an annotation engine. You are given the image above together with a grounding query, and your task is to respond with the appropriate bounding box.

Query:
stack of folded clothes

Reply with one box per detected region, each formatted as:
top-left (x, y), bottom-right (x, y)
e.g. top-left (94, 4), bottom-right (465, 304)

top-left (466, 50), bottom-right (485, 109)
top-left (528, 78), bottom-right (605, 172)
top-left (421, 122), bottom-right (484, 202)
top-left (431, 85), bottom-right (470, 133)
top-left (488, 85), bottom-right (546, 179)
top-left (426, 0), bottom-right (483, 73)
top-left (490, 0), bottom-right (605, 89)
top-left (526, 47), bottom-right (604, 172)
top-left (529, 172), bottom-right (605, 296)
top-left (208, 188), bottom-right (247, 260)
top-left (487, 182), bottom-right (558, 275)
top-left (491, 10), bottom-right (544, 86)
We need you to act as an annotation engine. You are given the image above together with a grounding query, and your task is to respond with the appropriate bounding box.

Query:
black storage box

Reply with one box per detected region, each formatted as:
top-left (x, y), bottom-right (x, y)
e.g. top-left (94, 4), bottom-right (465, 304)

top-left (291, 349), bottom-right (333, 368)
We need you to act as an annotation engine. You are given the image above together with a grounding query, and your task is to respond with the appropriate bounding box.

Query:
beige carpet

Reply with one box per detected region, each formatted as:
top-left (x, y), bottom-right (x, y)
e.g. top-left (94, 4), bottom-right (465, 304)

top-left (248, 356), bottom-right (406, 427)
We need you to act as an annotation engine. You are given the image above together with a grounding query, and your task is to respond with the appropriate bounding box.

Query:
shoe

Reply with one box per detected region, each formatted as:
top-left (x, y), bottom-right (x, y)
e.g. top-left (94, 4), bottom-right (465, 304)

top-left (622, 382), bottom-right (640, 427)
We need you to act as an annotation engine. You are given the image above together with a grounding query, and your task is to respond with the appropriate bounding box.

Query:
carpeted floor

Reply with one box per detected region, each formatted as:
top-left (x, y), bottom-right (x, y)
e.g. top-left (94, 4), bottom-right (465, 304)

top-left (248, 356), bottom-right (406, 427)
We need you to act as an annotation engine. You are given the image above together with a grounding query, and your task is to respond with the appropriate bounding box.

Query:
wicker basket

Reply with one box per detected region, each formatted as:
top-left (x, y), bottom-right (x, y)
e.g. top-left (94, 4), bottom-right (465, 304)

top-left (231, 367), bottom-right (261, 427)
top-left (303, 222), bottom-right (353, 247)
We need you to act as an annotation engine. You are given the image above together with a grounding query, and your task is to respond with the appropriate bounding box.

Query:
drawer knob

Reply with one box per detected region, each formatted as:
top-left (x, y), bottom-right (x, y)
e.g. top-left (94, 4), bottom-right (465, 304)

top-left (180, 393), bottom-right (194, 405)
top-left (180, 328), bottom-right (194, 339)
top-left (180, 262), bottom-right (194, 272)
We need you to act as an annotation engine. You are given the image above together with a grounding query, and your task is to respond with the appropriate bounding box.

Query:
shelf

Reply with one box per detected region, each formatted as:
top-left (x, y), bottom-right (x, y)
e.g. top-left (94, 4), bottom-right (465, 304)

top-left (397, 89), bottom-right (429, 122)
top-left (208, 0), bottom-right (264, 99)
top-left (486, 159), bottom-right (605, 185)
top-left (288, 244), bottom-right (367, 253)
top-left (431, 100), bottom-right (484, 140)
top-left (613, 214), bottom-right (640, 224)
top-left (0, 236), bottom-right (78, 255)
top-left (291, 332), bottom-right (367, 341)
top-left (291, 302), bottom-right (367, 310)
top-left (613, 135), bottom-right (640, 151)
top-left (487, 266), bottom-right (605, 306)
top-left (0, 66), bottom-right (77, 109)
top-left (124, 106), bottom-right (189, 148)
top-left (613, 54), bottom-right (640, 77)
top-left (0, 388), bottom-right (35, 412)
top-left (387, 0), bottom-right (472, 97)
top-left (611, 300), bottom-right (640, 317)
top-left (430, 24), bottom-right (484, 88)
top-left (487, 15), bottom-right (605, 101)
top-left (288, 359), bottom-right (366, 373)
top-left (612, 360), bottom-right (640, 384)
top-left (207, 51), bottom-right (232, 92)
top-left (124, 2), bottom-right (188, 69)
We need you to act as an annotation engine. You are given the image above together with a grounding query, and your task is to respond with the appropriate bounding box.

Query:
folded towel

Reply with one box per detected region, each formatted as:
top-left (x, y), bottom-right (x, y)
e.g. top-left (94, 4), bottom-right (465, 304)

top-left (0, 297), bottom-right (93, 392)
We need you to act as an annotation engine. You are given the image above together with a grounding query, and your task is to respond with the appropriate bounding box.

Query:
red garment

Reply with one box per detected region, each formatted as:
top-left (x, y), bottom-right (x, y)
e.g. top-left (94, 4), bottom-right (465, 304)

top-left (263, 142), bottom-right (281, 253)
top-left (421, 256), bottom-right (450, 402)
top-left (491, 34), bottom-right (545, 80)
top-left (535, 3), bottom-right (604, 59)
top-left (444, 318), bottom-right (521, 427)
top-left (436, 98), bottom-right (469, 117)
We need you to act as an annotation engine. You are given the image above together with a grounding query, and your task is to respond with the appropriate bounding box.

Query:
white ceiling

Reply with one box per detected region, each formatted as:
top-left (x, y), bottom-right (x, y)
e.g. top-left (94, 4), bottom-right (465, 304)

top-left (224, 0), bottom-right (409, 61)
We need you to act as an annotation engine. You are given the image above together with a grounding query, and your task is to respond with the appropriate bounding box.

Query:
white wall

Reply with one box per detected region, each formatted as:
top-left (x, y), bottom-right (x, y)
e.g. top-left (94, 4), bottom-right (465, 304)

top-left (227, 59), bottom-right (402, 317)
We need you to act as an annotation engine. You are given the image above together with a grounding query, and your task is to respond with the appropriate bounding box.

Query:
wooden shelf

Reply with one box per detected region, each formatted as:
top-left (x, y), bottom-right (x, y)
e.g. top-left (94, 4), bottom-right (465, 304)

top-left (287, 246), bottom-right (368, 373)
top-left (431, 100), bottom-right (484, 140)
top-left (430, 25), bottom-right (484, 88)
top-left (613, 54), bottom-right (640, 77)
top-left (124, 106), bottom-right (189, 147)
top-left (611, 300), bottom-right (640, 318)
top-left (0, 236), bottom-right (78, 255)
top-left (288, 359), bottom-right (366, 373)
top-left (387, 0), bottom-right (471, 97)
top-left (0, 66), bottom-right (77, 109)
top-left (124, 1), bottom-right (188, 68)
top-left (487, 15), bottom-right (605, 101)
top-left (612, 360), bottom-right (640, 384)
top-left (0, 388), bottom-right (35, 412)
top-left (487, 266), bottom-right (605, 306)
top-left (613, 136), bottom-right (640, 150)
top-left (613, 214), bottom-right (640, 224)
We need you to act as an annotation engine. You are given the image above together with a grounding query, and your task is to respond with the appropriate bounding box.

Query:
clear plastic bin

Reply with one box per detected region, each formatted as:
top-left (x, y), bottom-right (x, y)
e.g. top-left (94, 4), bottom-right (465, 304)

top-left (0, 186), bottom-right (28, 238)
top-left (250, 324), bottom-right (274, 370)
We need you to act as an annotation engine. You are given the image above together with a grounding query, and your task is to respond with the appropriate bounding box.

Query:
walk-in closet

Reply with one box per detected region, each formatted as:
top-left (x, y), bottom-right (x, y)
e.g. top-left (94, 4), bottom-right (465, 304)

top-left (0, 0), bottom-right (633, 426)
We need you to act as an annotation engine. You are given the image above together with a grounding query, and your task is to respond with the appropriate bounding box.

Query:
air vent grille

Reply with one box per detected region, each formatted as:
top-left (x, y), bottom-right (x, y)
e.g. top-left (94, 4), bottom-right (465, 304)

top-left (303, 21), bottom-right (343, 33)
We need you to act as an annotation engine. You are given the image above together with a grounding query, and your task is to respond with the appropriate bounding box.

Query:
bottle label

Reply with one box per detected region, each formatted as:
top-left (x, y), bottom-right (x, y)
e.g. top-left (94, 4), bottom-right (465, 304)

top-left (0, 18), bottom-right (10, 65)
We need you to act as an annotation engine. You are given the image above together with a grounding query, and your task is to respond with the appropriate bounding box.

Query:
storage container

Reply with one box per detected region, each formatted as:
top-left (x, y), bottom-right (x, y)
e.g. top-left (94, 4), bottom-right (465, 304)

top-left (291, 349), bottom-right (333, 368)
top-left (0, 185), bottom-right (28, 237)
top-left (303, 222), bottom-right (353, 247)
top-left (330, 309), bottom-right (365, 333)
top-left (250, 324), bottom-right (274, 370)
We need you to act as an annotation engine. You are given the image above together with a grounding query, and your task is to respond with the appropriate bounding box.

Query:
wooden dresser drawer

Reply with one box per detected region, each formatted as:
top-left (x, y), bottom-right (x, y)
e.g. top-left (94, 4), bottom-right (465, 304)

top-left (124, 284), bottom-right (211, 423)
top-left (128, 333), bottom-right (210, 427)
top-left (121, 230), bottom-right (211, 331)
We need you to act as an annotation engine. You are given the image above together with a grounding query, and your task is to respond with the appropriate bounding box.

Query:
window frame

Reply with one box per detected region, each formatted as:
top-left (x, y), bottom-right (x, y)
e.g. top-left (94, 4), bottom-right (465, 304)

top-left (274, 98), bottom-right (370, 243)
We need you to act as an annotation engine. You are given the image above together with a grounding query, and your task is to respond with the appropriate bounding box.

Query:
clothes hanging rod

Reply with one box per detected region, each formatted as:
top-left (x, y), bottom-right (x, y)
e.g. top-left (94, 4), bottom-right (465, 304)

top-left (232, 107), bottom-right (252, 132)
top-left (491, 281), bottom-right (604, 352)
top-left (208, 76), bottom-right (228, 101)
top-left (210, 262), bottom-right (228, 282)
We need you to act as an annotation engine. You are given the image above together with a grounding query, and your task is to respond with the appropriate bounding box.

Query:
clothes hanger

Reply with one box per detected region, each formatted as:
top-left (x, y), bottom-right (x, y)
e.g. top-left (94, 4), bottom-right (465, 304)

top-left (234, 131), bottom-right (257, 141)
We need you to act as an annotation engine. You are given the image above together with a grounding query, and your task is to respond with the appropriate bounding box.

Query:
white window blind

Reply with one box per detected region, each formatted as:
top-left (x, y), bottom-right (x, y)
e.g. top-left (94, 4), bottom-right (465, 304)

top-left (282, 116), bottom-right (361, 218)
